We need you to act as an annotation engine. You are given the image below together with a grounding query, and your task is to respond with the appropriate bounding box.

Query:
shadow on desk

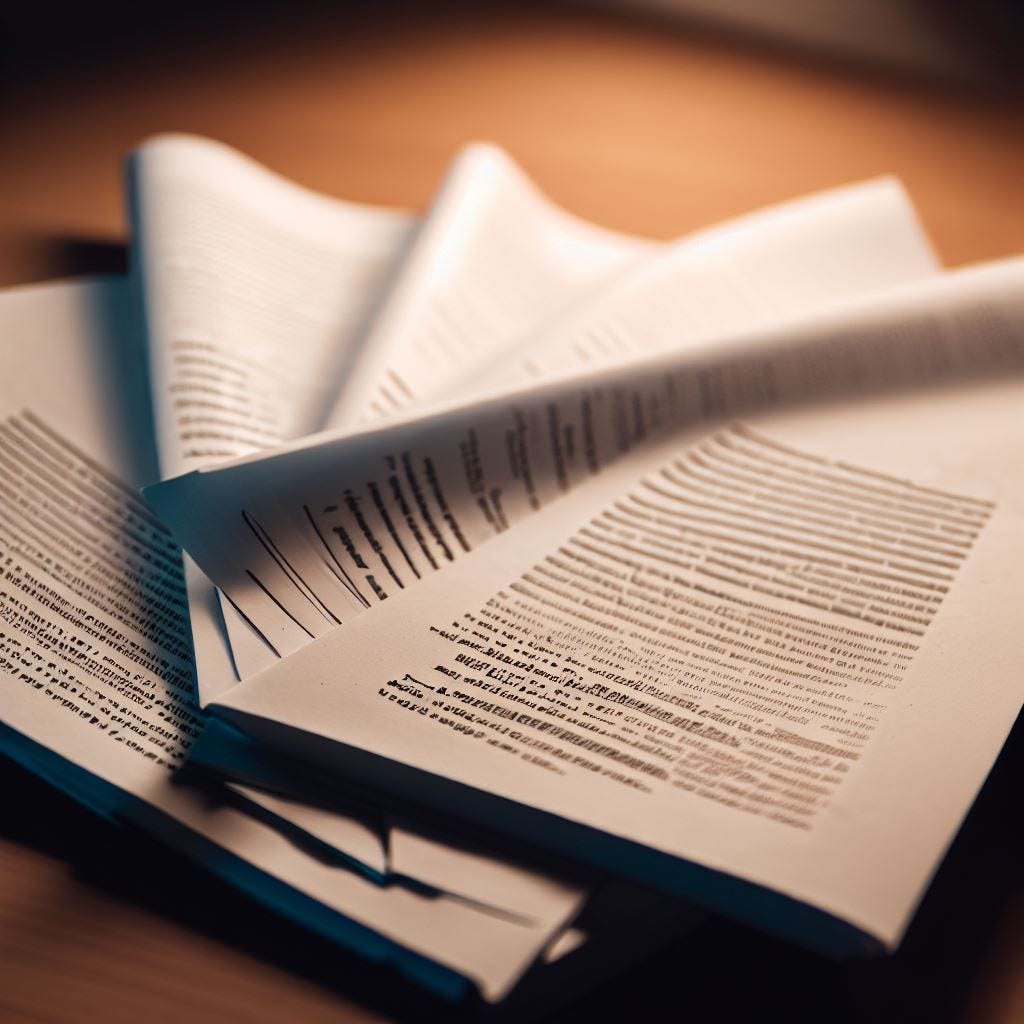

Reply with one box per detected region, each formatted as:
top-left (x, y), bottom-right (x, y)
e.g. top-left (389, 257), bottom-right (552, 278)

top-left (1, 710), bottom-right (1021, 1023)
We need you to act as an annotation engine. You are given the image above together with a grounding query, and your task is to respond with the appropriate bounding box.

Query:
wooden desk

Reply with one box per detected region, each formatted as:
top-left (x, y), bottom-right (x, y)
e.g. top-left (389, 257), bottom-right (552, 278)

top-left (2, 4), bottom-right (1022, 1020)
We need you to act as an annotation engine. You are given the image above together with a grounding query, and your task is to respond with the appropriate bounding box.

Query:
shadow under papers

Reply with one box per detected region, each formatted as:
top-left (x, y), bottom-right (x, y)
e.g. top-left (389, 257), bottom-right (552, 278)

top-left (2, 711), bottom-right (1021, 1023)
top-left (0, 756), bottom-right (456, 1024)
top-left (81, 261), bottom-right (163, 487)
top-left (0, 234), bottom-right (127, 291)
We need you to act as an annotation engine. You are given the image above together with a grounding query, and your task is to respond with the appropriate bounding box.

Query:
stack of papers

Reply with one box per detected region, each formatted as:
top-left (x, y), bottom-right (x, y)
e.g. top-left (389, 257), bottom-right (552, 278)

top-left (2, 133), bottom-right (1021, 1007)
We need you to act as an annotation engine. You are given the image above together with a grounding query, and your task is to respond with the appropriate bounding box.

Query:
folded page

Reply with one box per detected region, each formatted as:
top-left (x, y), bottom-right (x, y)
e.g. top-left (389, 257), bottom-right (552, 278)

top-left (324, 142), bottom-right (654, 430)
top-left (145, 260), bottom-right (1024, 661)
top-left (130, 133), bottom-right (417, 476)
top-left (437, 176), bottom-right (938, 399)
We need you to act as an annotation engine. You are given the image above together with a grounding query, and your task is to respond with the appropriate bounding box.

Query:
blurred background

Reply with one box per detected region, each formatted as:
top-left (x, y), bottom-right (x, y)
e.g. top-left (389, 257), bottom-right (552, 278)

top-left (1, 2), bottom-right (1022, 1022)
top-left (1, 0), bottom-right (1021, 286)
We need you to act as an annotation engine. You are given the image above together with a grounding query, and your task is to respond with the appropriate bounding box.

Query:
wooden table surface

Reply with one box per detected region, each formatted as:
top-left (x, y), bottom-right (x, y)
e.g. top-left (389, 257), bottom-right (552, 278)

top-left (2, 4), bottom-right (1022, 1021)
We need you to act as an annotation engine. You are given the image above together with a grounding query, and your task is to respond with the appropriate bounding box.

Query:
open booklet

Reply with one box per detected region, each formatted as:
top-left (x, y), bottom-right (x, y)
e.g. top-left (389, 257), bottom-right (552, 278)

top-left (0, 276), bottom-right (711, 1006)
top-left (147, 253), bottom-right (1024, 958)
top-left (125, 135), bottom-right (947, 961)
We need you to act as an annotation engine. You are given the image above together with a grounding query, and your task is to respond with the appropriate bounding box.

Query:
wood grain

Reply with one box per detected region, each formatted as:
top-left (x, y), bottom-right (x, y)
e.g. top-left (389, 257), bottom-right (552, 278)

top-left (1, 4), bottom-right (1022, 1021)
